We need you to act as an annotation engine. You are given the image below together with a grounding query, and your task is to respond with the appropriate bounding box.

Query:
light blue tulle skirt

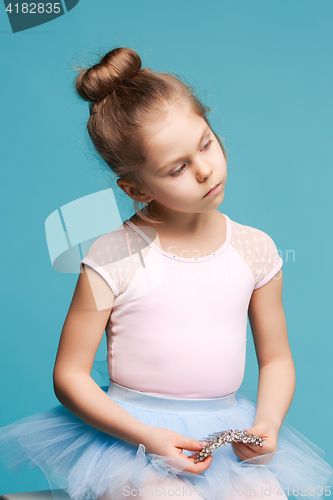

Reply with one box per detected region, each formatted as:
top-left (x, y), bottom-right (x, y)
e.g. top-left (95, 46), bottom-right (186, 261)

top-left (0, 381), bottom-right (332, 500)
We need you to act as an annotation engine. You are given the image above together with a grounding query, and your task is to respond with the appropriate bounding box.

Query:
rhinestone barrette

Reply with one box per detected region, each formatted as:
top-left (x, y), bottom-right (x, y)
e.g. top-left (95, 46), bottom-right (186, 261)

top-left (194, 429), bottom-right (264, 463)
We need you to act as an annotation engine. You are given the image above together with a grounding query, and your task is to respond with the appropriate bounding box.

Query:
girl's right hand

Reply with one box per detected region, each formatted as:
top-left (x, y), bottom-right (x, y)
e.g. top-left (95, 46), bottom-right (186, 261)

top-left (141, 426), bottom-right (213, 475)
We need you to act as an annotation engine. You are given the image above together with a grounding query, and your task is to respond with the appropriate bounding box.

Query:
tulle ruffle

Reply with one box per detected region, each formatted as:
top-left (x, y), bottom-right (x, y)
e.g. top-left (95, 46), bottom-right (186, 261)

top-left (0, 384), bottom-right (332, 500)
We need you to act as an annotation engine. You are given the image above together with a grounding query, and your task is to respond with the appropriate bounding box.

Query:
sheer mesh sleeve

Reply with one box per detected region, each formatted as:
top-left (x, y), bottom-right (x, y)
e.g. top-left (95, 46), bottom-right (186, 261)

top-left (230, 220), bottom-right (283, 290)
top-left (80, 224), bottom-right (151, 297)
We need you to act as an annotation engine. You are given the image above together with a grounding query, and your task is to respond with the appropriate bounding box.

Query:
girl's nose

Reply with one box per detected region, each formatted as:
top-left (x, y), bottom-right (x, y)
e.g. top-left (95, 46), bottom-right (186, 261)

top-left (195, 159), bottom-right (213, 182)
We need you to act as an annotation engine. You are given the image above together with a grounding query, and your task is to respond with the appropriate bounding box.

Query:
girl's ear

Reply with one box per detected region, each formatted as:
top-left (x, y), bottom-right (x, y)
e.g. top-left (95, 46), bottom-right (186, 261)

top-left (116, 178), bottom-right (153, 203)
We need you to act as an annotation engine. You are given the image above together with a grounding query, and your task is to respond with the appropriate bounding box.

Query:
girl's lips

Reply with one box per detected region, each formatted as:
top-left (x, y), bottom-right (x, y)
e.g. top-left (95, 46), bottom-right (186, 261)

top-left (203, 183), bottom-right (221, 198)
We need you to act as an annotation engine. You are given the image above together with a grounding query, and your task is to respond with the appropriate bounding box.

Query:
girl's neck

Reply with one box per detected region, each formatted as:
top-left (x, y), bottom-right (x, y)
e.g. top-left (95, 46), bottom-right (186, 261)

top-left (129, 207), bottom-right (226, 259)
top-left (130, 203), bottom-right (222, 237)
top-left (130, 209), bottom-right (223, 238)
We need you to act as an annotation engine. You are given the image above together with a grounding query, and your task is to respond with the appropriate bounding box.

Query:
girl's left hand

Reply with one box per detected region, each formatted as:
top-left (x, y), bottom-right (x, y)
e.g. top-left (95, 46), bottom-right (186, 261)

top-left (231, 420), bottom-right (279, 464)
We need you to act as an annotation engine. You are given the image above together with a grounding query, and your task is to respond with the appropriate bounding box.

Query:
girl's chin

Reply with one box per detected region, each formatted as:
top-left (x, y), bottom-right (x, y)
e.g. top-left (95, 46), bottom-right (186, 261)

top-left (144, 197), bottom-right (225, 217)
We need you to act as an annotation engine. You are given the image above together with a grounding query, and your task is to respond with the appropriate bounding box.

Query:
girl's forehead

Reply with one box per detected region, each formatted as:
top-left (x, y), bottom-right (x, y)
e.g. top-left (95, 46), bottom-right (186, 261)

top-left (139, 109), bottom-right (211, 174)
top-left (142, 104), bottom-right (208, 152)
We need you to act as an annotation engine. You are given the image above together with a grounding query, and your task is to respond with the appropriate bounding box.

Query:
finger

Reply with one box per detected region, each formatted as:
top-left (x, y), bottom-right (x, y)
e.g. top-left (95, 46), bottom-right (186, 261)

top-left (234, 441), bottom-right (264, 457)
top-left (234, 433), bottom-right (266, 453)
top-left (168, 451), bottom-right (212, 474)
top-left (187, 450), bottom-right (209, 461)
top-left (185, 454), bottom-right (213, 474)
top-left (181, 437), bottom-right (209, 452)
top-left (244, 427), bottom-right (267, 439)
top-left (232, 442), bottom-right (253, 461)
top-left (239, 438), bottom-right (274, 456)
top-left (232, 443), bottom-right (274, 465)
top-left (232, 442), bottom-right (261, 461)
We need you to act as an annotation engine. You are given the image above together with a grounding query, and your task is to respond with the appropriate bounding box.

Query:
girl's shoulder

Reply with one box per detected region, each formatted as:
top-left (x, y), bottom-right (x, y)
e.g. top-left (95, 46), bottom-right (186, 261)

top-left (228, 216), bottom-right (283, 290)
top-left (80, 222), bottom-right (152, 297)
top-left (228, 217), bottom-right (279, 247)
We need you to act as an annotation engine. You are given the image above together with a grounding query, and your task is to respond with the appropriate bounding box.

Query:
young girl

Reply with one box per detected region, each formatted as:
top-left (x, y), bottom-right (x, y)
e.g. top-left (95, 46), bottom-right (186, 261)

top-left (0, 46), bottom-right (332, 500)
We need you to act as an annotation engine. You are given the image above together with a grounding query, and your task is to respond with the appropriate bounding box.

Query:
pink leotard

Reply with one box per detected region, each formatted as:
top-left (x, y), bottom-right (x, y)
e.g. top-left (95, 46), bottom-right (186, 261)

top-left (80, 214), bottom-right (283, 398)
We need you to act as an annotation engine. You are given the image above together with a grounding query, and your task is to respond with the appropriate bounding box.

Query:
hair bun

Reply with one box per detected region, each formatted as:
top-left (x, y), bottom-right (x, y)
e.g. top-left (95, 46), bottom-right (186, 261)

top-left (75, 47), bottom-right (142, 103)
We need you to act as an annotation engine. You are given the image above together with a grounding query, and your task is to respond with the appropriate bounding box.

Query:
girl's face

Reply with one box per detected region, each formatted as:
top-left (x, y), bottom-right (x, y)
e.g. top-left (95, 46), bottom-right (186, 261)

top-left (137, 103), bottom-right (227, 215)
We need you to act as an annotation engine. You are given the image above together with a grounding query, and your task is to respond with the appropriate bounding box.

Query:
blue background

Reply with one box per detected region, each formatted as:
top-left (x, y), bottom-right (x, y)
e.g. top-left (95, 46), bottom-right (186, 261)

top-left (1, 0), bottom-right (332, 493)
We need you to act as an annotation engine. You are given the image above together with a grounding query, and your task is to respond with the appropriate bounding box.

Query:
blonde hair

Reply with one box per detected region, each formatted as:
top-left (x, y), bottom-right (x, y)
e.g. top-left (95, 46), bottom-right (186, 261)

top-left (75, 47), bottom-right (227, 224)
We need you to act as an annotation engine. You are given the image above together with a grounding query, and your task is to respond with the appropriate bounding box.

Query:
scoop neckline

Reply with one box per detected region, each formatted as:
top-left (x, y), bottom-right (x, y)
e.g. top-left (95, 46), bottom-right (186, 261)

top-left (123, 213), bottom-right (231, 263)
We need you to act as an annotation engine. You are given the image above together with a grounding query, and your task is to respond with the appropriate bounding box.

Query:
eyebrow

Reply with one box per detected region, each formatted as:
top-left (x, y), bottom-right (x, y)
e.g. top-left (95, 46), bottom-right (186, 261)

top-left (157, 125), bottom-right (211, 172)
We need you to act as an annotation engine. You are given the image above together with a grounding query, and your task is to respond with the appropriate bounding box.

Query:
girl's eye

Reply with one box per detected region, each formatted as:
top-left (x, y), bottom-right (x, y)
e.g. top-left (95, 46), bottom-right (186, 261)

top-left (170, 164), bottom-right (186, 177)
top-left (169, 140), bottom-right (213, 177)
top-left (202, 139), bottom-right (213, 151)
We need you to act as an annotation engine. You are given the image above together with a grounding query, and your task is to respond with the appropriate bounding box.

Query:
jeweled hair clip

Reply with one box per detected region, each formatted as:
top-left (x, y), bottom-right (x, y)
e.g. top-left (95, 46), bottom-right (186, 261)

top-left (194, 429), bottom-right (264, 463)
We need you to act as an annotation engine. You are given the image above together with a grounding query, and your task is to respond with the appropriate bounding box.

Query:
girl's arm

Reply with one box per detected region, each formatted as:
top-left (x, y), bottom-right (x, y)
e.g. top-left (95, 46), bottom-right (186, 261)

top-left (232, 269), bottom-right (296, 461)
top-left (53, 265), bottom-right (210, 474)
top-left (53, 264), bottom-right (148, 445)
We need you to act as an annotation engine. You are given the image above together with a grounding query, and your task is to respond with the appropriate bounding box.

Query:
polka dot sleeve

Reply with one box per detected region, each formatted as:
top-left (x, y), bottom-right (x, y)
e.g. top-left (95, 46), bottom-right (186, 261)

top-left (80, 224), bottom-right (150, 297)
top-left (230, 220), bottom-right (283, 290)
